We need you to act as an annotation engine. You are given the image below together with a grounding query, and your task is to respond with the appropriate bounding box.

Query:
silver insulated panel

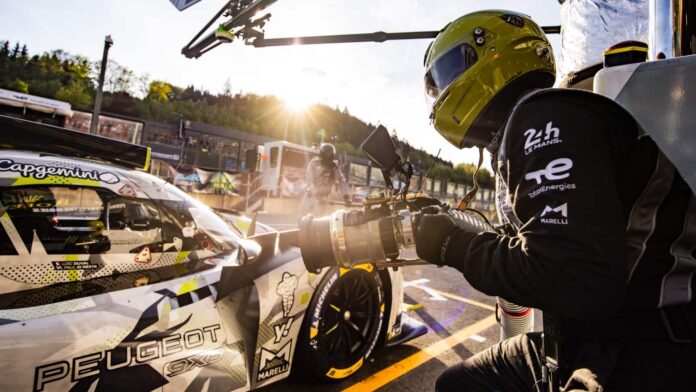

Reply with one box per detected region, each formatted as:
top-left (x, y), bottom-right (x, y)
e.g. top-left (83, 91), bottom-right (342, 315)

top-left (559, 0), bottom-right (649, 82)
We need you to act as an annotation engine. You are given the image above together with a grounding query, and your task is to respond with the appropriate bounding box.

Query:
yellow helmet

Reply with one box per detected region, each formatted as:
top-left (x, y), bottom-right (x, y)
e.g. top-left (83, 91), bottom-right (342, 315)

top-left (424, 10), bottom-right (555, 148)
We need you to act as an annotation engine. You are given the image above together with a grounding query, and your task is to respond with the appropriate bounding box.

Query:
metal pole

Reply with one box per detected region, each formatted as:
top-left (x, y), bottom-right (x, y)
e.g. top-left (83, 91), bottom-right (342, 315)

top-left (252, 27), bottom-right (562, 47)
top-left (245, 172), bottom-right (251, 212)
top-left (649, 0), bottom-right (678, 59)
top-left (90, 35), bottom-right (114, 135)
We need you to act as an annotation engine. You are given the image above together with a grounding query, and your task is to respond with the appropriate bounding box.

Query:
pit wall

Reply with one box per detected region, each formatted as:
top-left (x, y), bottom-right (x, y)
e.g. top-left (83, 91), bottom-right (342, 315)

top-left (188, 193), bottom-right (245, 210)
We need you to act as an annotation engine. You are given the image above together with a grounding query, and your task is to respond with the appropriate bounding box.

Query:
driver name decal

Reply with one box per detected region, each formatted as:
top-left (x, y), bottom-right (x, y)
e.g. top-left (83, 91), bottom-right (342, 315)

top-left (52, 260), bottom-right (99, 271)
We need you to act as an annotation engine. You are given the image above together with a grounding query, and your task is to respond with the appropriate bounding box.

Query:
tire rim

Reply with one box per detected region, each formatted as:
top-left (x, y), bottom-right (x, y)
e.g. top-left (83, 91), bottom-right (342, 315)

top-left (319, 272), bottom-right (379, 361)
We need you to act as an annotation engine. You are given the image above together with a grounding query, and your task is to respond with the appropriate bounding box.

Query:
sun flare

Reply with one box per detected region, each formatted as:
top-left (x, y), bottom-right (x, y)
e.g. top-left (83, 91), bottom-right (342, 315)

top-left (283, 94), bottom-right (313, 114)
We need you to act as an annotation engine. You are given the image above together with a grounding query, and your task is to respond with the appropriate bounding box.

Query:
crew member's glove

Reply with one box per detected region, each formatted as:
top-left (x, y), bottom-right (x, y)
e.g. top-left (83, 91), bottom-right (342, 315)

top-left (414, 209), bottom-right (475, 267)
top-left (343, 195), bottom-right (352, 206)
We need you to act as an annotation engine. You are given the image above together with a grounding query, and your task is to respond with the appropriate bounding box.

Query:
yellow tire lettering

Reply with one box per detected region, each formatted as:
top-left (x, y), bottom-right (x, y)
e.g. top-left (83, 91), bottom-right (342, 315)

top-left (326, 358), bottom-right (364, 379)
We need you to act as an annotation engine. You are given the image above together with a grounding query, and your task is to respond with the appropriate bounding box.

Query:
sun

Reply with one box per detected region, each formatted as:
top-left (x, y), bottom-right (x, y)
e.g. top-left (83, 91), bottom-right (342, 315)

top-left (274, 59), bottom-right (323, 114)
top-left (283, 94), bottom-right (313, 114)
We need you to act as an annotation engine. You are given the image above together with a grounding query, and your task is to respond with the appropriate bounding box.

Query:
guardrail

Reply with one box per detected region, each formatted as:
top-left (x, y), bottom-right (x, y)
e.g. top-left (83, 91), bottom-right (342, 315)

top-left (243, 171), bottom-right (266, 212)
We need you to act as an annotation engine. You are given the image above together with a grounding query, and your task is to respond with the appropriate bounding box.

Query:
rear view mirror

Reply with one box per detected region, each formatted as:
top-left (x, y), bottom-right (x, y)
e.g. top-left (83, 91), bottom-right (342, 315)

top-left (361, 125), bottom-right (401, 171)
top-left (236, 238), bottom-right (262, 265)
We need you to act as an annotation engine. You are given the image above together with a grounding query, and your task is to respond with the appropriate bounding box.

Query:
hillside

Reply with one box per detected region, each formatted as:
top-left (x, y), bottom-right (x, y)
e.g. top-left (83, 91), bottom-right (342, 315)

top-left (0, 39), bottom-right (493, 187)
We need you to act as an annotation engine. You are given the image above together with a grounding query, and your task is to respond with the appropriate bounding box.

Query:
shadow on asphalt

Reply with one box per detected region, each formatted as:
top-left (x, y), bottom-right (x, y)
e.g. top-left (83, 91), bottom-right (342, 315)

top-left (261, 343), bottom-right (424, 391)
top-left (403, 293), bottom-right (475, 363)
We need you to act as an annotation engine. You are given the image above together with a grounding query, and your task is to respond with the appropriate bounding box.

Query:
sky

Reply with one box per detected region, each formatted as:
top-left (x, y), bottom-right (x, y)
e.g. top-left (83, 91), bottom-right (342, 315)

top-left (0, 0), bottom-right (562, 166)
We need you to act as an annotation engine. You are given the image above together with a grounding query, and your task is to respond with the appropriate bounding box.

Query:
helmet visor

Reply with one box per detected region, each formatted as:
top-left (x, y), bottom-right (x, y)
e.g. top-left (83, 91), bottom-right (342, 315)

top-left (424, 43), bottom-right (478, 105)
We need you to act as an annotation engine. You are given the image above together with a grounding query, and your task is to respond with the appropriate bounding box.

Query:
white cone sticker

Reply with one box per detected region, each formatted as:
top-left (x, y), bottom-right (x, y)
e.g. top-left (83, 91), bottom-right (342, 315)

top-left (135, 247), bottom-right (152, 263)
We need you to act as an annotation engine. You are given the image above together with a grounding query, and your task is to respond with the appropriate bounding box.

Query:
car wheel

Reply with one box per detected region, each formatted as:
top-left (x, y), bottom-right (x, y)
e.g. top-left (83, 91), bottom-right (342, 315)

top-left (297, 265), bottom-right (385, 381)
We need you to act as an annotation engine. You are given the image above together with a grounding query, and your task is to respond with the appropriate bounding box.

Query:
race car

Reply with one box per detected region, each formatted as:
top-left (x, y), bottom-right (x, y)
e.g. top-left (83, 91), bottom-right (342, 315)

top-left (0, 115), bottom-right (425, 391)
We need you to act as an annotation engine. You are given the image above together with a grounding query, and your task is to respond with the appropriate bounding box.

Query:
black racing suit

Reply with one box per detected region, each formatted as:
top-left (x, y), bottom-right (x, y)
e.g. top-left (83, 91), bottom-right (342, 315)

top-left (436, 89), bottom-right (696, 391)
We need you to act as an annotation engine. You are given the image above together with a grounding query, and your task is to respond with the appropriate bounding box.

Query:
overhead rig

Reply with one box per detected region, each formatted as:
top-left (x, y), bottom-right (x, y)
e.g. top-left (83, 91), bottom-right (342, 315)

top-left (181, 0), bottom-right (561, 59)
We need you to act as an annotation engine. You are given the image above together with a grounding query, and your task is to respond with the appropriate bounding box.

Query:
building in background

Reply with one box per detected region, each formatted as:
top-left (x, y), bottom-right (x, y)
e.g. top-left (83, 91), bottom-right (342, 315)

top-left (66, 110), bottom-right (143, 144)
top-left (0, 88), bottom-right (72, 126)
top-left (0, 89), bottom-right (496, 217)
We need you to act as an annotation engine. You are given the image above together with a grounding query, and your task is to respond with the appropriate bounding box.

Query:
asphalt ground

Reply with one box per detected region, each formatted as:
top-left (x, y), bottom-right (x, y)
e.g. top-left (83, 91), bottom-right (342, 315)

top-left (257, 213), bottom-right (525, 392)
top-left (269, 264), bottom-right (500, 392)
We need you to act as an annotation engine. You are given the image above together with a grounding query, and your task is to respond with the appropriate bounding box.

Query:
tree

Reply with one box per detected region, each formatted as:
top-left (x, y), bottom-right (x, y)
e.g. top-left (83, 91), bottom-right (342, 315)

top-left (0, 41), bottom-right (9, 59)
top-left (19, 45), bottom-right (28, 62)
top-left (94, 60), bottom-right (135, 95)
top-left (136, 73), bottom-right (150, 99)
top-left (455, 163), bottom-right (493, 188)
top-left (111, 63), bottom-right (134, 94)
top-left (64, 55), bottom-right (92, 80)
top-left (222, 79), bottom-right (233, 97)
top-left (10, 42), bottom-right (20, 59)
top-left (7, 79), bottom-right (29, 93)
top-left (55, 80), bottom-right (92, 107)
top-left (147, 80), bottom-right (173, 102)
top-left (103, 91), bottom-right (139, 115)
top-left (28, 79), bottom-right (62, 98)
top-left (0, 41), bottom-right (10, 82)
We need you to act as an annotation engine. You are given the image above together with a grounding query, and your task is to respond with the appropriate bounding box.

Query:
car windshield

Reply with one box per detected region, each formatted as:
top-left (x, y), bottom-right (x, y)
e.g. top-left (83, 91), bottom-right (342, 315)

top-left (158, 181), bottom-right (240, 255)
top-left (215, 211), bottom-right (275, 237)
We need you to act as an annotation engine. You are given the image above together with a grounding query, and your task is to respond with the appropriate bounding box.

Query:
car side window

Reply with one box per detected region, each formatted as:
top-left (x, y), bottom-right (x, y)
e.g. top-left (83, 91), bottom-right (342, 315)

top-left (102, 195), bottom-right (163, 254)
top-left (107, 198), bottom-right (159, 232)
top-left (0, 186), bottom-right (108, 254)
top-left (0, 186), bottom-right (166, 255)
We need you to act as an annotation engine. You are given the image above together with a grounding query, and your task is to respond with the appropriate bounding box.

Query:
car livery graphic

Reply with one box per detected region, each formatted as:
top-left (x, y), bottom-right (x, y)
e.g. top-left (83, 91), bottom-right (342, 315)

top-left (0, 115), bottom-right (425, 391)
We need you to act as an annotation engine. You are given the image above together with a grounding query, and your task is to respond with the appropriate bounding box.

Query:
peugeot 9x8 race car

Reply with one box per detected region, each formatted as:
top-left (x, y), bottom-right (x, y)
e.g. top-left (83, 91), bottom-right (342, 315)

top-left (0, 115), bottom-right (425, 391)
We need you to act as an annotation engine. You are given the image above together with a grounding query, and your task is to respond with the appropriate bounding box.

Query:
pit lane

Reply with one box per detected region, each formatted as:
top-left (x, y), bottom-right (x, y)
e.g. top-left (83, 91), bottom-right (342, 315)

top-left (261, 246), bottom-right (504, 391)
top-left (257, 212), bottom-right (540, 391)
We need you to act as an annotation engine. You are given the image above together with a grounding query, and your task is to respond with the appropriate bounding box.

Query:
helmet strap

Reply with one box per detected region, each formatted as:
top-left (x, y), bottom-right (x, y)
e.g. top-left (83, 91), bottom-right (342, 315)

top-left (458, 147), bottom-right (484, 210)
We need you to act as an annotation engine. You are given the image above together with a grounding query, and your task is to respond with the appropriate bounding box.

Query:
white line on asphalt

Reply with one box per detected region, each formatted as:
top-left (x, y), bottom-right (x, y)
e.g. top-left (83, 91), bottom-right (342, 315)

top-left (342, 315), bottom-right (498, 392)
top-left (470, 334), bottom-right (486, 342)
top-left (405, 279), bottom-right (447, 301)
top-left (403, 278), bottom-right (430, 287)
top-left (412, 284), bottom-right (496, 311)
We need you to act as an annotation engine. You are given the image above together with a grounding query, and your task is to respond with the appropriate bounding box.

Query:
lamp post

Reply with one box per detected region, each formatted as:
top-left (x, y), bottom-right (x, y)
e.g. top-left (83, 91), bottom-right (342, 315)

top-left (90, 35), bottom-right (114, 135)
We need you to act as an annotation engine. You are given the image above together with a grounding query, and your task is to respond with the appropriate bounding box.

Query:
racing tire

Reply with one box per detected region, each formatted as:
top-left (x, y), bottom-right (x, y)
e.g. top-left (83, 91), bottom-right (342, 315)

top-left (296, 266), bottom-right (385, 381)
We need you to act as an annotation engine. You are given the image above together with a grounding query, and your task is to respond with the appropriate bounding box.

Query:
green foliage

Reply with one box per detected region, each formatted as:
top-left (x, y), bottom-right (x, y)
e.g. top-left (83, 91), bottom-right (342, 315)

top-left (28, 79), bottom-right (63, 99)
top-left (147, 80), bottom-right (172, 102)
top-left (0, 40), bottom-right (95, 105)
top-left (7, 79), bottom-right (28, 93)
top-left (334, 142), bottom-right (362, 157)
top-left (456, 163), bottom-right (493, 187)
top-left (0, 38), bottom-right (496, 188)
top-left (55, 80), bottom-right (92, 107)
top-left (0, 41), bottom-right (9, 58)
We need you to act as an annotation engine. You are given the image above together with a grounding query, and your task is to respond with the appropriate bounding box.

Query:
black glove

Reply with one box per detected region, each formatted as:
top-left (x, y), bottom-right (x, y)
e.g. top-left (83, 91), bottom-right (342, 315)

top-left (414, 210), bottom-right (475, 267)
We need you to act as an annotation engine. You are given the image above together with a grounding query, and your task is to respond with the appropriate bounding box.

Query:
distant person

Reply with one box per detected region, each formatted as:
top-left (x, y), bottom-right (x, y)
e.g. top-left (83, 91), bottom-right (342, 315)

top-left (298, 143), bottom-right (351, 218)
